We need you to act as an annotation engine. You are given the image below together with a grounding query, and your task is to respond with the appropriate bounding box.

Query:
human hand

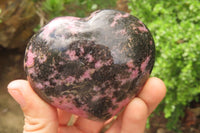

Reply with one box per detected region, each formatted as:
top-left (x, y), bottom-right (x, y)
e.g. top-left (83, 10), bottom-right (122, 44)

top-left (8, 77), bottom-right (166, 133)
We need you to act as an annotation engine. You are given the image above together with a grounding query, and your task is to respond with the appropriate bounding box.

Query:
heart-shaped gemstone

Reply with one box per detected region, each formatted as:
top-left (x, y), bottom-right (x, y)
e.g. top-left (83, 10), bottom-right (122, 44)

top-left (24, 9), bottom-right (155, 121)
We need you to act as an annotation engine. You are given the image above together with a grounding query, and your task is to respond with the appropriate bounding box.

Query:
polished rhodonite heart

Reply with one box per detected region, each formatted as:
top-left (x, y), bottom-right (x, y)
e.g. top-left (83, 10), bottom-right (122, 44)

top-left (24, 9), bottom-right (155, 121)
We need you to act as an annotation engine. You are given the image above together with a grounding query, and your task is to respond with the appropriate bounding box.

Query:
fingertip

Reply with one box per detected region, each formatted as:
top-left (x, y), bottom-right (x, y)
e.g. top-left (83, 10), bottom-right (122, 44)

top-left (145, 77), bottom-right (167, 101)
top-left (7, 80), bottom-right (28, 90)
top-left (149, 77), bottom-right (167, 94)
top-left (8, 80), bottom-right (29, 108)
top-left (138, 77), bottom-right (166, 115)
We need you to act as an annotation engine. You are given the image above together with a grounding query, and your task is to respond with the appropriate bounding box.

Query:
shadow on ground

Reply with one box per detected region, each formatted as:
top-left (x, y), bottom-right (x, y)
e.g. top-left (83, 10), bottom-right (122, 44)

top-left (0, 48), bottom-right (25, 133)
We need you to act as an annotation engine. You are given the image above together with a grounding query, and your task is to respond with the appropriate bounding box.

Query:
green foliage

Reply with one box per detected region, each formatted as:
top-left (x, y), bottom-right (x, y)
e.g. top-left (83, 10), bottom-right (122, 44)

top-left (42, 0), bottom-right (116, 19)
top-left (128, 0), bottom-right (200, 130)
top-left (42, 0), bottom-right (65, 18)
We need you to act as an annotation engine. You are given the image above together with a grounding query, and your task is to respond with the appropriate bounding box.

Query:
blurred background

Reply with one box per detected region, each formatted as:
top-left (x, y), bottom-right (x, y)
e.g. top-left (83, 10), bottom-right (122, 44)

top-left (0, 0), bottom-right (199, 132)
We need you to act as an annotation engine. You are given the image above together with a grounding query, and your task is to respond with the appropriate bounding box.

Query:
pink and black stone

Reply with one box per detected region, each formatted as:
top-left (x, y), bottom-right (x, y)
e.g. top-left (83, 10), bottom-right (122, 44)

top-left (24, 9), bottom-right (155, 121)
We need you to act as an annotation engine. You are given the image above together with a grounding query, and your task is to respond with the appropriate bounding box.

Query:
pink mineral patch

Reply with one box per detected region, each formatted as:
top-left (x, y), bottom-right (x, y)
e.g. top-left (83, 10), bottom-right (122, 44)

top-left (126, 60), bottom-right (135, 68)
top-left (137, 20), bottom-right (148, 32)
top-left (43, 81), bottom-right (50, 86)
top-left (26, 50), bottom-right (36, 67)
top-left (66, 76), bottom-right (76, 84)
top-left (130, 68), bottom-right (139, 79)
top-left (48, 70), bottom-right (59, 79)
top-left (38, 55), bottom-right (47, 64)
top-left (105, 88), bottom-right (115, 98)
top-left (116, 29), bottom-right (127, 35)
top-left (35, 82), bottom-right (44, 90)
top-left (91, 94), bottom-right (105, 102)
top-left (141, 56), bottom-right (150, 72)
top-left (85, 54), bottom-right (94, 62)
top-left (66, 50), bottom-right (78, 60)
top-left (80, 46), bottom-right (85, 55)
top-left (27, 67), bottom-right (35, 75)
top-left (150, 40), bottom-right (153, 45)
top-left (79, 69), bottom-right (95, 81)
top-left (138, 20), bottom-right (145, 25)
top-left (95, 59), bottom-right (113, 69)
top-left (111, 13), bottom-right (129, 27)
top-left (53, 78), bottom-right (63, 86)
top-left (137, 26), bottom-right (148, 32)
top-left (116, 68), bottom-right (139, 85)
top-left (93, 86), bottom-right (101, 91)
top-left (108, 97), bottom-right (131, 116)
top-left (95, 60), bottom-right (103, 69)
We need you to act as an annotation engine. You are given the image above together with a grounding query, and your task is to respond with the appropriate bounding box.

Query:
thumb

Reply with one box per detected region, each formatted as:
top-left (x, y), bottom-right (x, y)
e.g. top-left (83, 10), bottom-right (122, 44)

top-left (8, 80), bottom-right (58, 133)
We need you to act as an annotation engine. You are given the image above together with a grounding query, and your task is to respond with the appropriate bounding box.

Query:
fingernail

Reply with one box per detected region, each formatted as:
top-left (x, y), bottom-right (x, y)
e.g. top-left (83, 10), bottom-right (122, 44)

top-left (8, 82), bottom-right (26, 108)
